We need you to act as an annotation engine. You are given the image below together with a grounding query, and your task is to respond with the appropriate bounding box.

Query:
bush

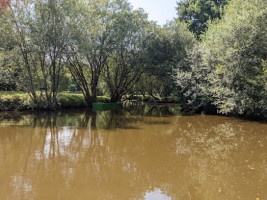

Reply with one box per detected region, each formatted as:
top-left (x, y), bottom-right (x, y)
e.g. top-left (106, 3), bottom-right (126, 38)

top-left (57, 93), bottom-right (86, 108)
top-left (177, 0), bottom-right (267, 119)
top-left (0, 92), bottom-right (36, 110)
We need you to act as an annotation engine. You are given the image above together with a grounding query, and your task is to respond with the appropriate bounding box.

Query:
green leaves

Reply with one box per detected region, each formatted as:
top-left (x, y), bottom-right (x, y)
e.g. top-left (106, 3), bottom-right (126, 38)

top-left (176, 0), bottom-right (228, 38)
top-left (102, 2), bottom-right (149, 102)
top-left (178, 0), bottom-right (267, 118)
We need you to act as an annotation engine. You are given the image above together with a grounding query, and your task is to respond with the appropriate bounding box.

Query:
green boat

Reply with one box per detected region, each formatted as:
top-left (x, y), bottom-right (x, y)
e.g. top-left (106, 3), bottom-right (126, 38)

top-left (92, 102), bottom-right (123, 111)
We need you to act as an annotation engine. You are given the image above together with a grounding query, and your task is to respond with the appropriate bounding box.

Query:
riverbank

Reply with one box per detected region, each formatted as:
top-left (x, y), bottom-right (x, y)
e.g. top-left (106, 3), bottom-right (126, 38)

top-left (0, 92), bottom-right (110, 111)
top-left (0, 91), bottom-right (179, 111)
top-left (0, 91), bottom-right (266, 122)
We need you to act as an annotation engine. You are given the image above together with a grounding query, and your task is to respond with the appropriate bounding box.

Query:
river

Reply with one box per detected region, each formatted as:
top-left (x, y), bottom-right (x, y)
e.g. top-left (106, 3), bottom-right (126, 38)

top-left (0, 104), bottom-right (266, 200)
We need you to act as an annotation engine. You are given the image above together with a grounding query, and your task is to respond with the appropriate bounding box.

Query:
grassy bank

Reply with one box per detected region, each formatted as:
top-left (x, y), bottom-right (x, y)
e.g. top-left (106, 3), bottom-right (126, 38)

top-left (0, 92), bottom-right (110, 111)
top-left (0, 91), bottom-right (179, 111)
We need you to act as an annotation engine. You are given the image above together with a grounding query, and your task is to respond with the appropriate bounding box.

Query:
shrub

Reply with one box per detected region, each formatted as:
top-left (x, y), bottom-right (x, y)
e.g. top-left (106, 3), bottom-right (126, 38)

top-left (57, 93), bottom-right (86, 108)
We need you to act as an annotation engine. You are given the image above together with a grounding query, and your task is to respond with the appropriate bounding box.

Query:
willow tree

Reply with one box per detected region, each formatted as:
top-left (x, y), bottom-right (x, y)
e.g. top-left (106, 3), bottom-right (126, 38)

top-left (1, 0), bottom-right (72, 109)
top-left (67, 0), bottom-right (114, 106)
top-left (102, 1), bottom-right (149, 102)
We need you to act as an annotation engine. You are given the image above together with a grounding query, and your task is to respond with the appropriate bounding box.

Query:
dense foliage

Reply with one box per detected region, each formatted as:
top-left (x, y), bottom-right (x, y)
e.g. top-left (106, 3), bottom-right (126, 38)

top-left (136, 21), bottom-right (195, 99)
top-left (177, 0), bottom-right (267, 119)
top-left (0, 0), bottom-right (192, 109)
top-left (176, 0), bottom-right (228, 38)
top-left (0, 0), bottom-right (266, 120)
top-left (0, 0), bottom-right (73, 109)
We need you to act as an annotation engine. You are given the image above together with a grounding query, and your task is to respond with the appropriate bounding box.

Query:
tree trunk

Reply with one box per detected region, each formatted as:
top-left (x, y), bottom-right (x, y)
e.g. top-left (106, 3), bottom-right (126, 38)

top-left (84, 95), bottom-right (93, 108)
top-left (110, 93), bottom-right (121, 103)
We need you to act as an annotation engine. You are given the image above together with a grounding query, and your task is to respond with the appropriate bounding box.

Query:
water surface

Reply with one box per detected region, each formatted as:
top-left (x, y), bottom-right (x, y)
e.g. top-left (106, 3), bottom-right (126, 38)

top-left (0, 104), bottom-right (267, 200)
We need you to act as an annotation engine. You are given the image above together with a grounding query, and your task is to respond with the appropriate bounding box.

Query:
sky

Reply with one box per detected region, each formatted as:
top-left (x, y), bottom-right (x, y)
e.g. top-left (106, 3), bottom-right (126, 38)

top-left (128, 0), bottom-right (178, 25)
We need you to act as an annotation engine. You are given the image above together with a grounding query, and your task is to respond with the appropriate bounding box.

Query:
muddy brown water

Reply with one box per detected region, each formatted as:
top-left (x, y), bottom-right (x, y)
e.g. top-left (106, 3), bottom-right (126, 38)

top-left (0, 104), bottom-right (266, 200)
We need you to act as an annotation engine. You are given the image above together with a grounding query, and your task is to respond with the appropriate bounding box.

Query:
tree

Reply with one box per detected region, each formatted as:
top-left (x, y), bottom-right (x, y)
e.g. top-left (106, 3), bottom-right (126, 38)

top-left (138, 20), bottom-right (195, 99)
top-left (102, 2), bottom-right (149, 102)
top-left (139, 24), bottom-right (177, 99)
top-left (177, 0), bottom-right (267, 119)
top-left (176, 44), bottom-right (215, 113)
top-left (1, 0), bottom-right (73, 109)
top-left (0, 8), bottom-right (19, 91)
top-left (176, 0), bottom-right (228, 38)
top-left (203, 0), bottom-right (267, 118)
top-left (67, 0), bottom-right (114, 106)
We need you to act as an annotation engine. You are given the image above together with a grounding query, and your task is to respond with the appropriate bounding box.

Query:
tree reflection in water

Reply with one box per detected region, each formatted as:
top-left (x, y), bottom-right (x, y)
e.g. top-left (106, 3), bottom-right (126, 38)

top-left (0, 105), bottom-right (267, 200)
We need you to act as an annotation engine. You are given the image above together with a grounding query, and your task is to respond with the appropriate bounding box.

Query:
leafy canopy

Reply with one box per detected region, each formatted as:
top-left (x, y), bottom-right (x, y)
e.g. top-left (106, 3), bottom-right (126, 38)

top-left (176, 0), bottom-right (228, 38)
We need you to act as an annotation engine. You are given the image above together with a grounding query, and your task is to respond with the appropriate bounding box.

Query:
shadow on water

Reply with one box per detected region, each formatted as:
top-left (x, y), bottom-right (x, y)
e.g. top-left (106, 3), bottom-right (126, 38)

top-left (123, 102), bottom-right (181, 117)
top-left (0, 103), bottom-right (181, 130)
